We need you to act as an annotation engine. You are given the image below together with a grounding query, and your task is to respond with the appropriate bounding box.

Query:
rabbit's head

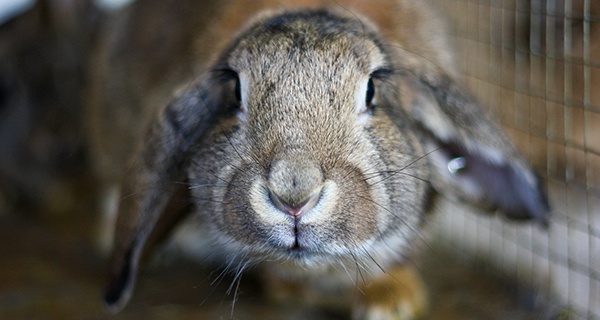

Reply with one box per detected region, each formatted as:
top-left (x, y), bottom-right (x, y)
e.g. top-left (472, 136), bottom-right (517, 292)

top-left (188, 10), bottom-right (428, 263)
top-left (104, 7), bottom-right (549, 311)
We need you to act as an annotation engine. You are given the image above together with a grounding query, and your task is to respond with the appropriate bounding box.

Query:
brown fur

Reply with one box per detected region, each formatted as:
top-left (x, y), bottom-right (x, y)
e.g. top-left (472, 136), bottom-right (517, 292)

top-left (89, 1), bottom-right (549, 318)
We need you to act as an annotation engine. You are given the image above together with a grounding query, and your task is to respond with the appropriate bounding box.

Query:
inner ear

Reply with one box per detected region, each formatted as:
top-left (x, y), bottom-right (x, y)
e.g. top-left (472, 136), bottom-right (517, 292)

top-left (428, 139), bottom-right (550, 225)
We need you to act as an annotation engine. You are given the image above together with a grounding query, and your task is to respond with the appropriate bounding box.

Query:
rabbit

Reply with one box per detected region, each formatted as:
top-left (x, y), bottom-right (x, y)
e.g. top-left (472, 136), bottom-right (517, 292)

top-left (88, 0), bottom-right (551, 318)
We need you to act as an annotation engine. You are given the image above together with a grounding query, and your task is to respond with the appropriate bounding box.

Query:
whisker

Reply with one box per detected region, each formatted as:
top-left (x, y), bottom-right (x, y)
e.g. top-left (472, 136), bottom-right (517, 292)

top-left (228, 257), bottom-right (253, 317)
top-left (363, 170), bottom-right (431, 185)
top-left (360, 244), bottom-right (388, 275)
top-left (367, 148), bottom-right (441, 187)
top-left (190, 158), bottom-right (245, 190)
top-left (186, 183), bottom-right (229, 189)
top-left (355, 194), bottom-right (432, 252)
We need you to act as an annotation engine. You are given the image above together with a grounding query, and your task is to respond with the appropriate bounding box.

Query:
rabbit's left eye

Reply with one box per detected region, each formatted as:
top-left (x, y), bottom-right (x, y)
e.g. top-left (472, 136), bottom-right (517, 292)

top-left (366, 78), bottom-right (375, 107)
top-left (357, 76), bottom-right (377, 115)
top-left (361, 68), bottom-right (391, 113)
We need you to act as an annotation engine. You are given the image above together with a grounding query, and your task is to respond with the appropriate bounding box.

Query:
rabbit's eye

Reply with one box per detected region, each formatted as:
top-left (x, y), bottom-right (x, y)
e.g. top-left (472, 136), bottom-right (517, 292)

top-left (216, 67), bottom-right (243, 110)
top-left (234, 76), bottom-right (242, 104)
top-left (357, 76), bottom-right (377, 115)
top-left (362, 68), bottom-right (391, 113)
top-left (366, 78), bottom-right (375, 107)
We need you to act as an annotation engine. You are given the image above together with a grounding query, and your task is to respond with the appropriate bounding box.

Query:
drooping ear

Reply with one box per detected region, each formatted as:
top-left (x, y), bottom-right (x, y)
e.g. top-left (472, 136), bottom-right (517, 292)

top-left (391, 52), bottom-right (550, 225)
top-left (102, 72), bottom-right (231, 312)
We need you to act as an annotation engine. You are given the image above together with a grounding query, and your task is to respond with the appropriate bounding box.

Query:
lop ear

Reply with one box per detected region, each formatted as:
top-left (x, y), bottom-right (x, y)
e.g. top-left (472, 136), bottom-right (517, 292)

top-left (392, 52), bottom-right (550, 225)
top-left (103, 72), bottom-right (230, 312)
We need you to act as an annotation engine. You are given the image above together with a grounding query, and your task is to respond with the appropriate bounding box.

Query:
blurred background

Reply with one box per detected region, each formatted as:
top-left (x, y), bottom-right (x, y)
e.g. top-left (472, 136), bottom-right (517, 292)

top-left (428, 0), bottom-right (600, 318)
top-left (0, 0), bottom-right (597, 319)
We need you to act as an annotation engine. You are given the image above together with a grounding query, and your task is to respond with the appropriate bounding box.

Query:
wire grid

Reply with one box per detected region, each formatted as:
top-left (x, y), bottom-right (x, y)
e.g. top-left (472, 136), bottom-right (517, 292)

top-left (428, 0), bottom-right (600, 318)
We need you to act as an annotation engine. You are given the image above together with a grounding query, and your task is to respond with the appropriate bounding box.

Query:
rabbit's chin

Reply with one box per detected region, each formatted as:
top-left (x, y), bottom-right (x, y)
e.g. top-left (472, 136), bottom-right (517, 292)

top-left (213, 225), bottom-right (403, 270)
top-left (265, 247), bottom-right (338, 266)
top-left (246, 245), bottom-right (370, 269)
top-left (218, 234), bottom-right (360, 266)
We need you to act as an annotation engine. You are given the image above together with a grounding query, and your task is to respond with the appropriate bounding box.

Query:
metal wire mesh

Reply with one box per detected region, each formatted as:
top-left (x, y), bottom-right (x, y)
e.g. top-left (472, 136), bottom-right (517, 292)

top-left (428, 0), bottom-right (600, 318)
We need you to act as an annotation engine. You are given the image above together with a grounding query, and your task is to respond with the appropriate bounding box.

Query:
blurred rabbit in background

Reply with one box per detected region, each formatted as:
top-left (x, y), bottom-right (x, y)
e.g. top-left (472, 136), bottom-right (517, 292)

top-left (0, 0), bottom-right (100, 214)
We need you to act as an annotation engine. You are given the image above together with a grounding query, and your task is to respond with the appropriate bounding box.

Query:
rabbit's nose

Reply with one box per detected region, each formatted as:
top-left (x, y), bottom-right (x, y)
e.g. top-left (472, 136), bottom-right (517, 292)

top-left (267, 158), bottom-right (323, 218)
top-left (268, 187), bottom-right (321, 219)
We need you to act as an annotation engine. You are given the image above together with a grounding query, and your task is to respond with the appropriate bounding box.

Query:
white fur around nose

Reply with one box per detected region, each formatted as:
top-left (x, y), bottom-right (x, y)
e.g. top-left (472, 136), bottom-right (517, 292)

top-left (249, 178), bottom-right (339, 249)
top-left (267, 159), bottom-right (323, 207)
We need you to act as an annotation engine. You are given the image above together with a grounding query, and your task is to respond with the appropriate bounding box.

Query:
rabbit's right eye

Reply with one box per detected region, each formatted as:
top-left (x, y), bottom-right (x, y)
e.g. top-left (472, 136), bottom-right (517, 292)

top-left (365, 78), bottom-right (375, 107)
top-left (234, 76), bottom-right (242, 104)
top-left (217, 67), bottom-right (244, 110)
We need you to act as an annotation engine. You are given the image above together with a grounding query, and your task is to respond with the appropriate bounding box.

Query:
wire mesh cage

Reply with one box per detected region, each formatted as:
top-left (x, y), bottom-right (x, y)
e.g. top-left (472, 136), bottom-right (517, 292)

top-left (427, 0), bottom-right (600, 318)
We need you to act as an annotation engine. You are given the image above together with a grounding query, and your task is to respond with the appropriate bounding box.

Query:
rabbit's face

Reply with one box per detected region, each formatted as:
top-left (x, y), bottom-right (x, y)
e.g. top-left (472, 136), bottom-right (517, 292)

top-left (188, 11), bottom-right (429, 265)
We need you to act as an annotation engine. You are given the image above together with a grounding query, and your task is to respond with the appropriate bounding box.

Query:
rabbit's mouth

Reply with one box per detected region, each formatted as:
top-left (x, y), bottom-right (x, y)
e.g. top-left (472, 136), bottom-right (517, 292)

top-left (266, 236), bottom-right (336, 263)
top-left (249, 179), bottom-right (341, 254)
top-left (243, 177), bottom-right (380, 262)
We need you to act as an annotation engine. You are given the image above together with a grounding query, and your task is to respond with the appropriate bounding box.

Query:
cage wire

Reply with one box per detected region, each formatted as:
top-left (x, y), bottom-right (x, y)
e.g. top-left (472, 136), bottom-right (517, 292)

top-left (427, 0), bottom-right (600, 318)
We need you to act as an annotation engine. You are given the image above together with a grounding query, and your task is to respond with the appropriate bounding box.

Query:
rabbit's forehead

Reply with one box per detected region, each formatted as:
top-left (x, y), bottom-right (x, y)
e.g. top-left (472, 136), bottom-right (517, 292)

top-left (246, 43), bottom-right (382, 79)
top-left (227, 13), bottom-right (387, 79)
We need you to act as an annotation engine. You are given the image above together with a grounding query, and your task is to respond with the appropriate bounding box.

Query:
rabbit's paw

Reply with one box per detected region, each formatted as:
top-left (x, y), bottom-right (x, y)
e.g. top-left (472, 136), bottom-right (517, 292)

top-left (353, 264), bottom-right (428, 320)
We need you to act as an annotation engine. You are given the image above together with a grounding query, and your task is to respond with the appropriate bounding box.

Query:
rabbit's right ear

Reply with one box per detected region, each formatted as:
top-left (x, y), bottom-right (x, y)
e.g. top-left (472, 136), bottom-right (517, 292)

top-left (390, 50), bottom-right (550, 225)
top-left (103, 69), bottom-right (234, 312)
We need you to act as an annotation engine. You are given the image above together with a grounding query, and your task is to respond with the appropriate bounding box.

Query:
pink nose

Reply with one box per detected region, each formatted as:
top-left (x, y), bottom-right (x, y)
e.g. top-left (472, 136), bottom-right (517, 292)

top-left (268, 188), bottom-right (321, 219)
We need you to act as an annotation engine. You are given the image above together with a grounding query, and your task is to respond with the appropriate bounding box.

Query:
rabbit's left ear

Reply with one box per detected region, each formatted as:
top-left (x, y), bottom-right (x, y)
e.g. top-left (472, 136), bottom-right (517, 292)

top-left (391, 53), bottom-right (550, 225)
top-left (103, 73), bottom-right (230, 312)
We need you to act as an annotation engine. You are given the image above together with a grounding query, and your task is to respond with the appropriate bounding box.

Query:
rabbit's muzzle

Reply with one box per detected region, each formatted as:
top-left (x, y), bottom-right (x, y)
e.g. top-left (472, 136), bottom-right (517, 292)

top-left (266, 158), bottom-right (323, 219)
